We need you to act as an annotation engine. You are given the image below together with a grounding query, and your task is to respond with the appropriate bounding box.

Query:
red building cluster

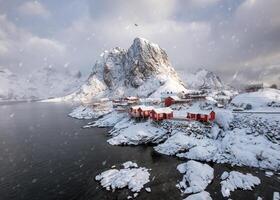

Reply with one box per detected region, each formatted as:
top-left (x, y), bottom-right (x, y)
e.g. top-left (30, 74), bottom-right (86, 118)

top-left (129, 105), bottom-right (215, 122)
top-left (186, 110), bottom-right (215, 122)
top-left (129, 106), bottom-right (173, 121)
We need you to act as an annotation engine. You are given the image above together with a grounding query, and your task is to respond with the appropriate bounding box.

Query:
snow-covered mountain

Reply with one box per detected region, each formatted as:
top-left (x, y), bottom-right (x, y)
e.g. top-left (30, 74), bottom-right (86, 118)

top-left (67, 38), bottom-right (186, 102)
top-left (0, 66), bottom-right (84, 101)
top-left (183, 69), bottom-right (224, 89)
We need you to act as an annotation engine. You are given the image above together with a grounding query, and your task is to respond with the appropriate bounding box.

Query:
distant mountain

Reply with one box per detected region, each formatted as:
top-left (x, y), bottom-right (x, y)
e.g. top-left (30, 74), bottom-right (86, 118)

top-left (66, 37), bottom-right (186, 102)
top-left (0, 66), bottom-right (84, 101)
top-left (183, 68), bottom-right (224, 89)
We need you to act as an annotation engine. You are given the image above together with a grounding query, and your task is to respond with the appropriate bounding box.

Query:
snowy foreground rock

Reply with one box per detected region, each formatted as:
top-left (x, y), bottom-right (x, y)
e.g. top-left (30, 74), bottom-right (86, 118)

top-left (95, 161), bottom-right (150, 195)
top-left (274, 192), bottom-right (280, 200)
top-left (220, 171), bottom-right (261, 197)
top-left (184, 191), bottom-right (212, 200)
top-left (177, 161), bottom-right (214, 194)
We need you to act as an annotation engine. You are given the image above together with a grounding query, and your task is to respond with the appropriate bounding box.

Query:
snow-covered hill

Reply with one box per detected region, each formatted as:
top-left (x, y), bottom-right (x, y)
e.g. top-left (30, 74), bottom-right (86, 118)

top-left (0, 66), bottom-right (84, 101)
top-left (231, 88), bottom-right (280, 109)
top-left (66, 38), bottom-right (186, 102)
top-left (183, 69), bottom-right (224, 90)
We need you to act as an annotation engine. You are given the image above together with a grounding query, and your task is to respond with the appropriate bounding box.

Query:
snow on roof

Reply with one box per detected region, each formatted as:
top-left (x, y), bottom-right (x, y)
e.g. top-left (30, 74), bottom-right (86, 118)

top-left (139, 97), bottom-right (161, 103)
top-left (138, 106), bottom-right (154, 111)
top-left (152, 107), bottom-right (173, 113)
top-left (187, 108), bottom-right (214, 115)
top-left (131, 105), bottom-right (154, 110)
top-left (125, 96), bottom-right (139, 100)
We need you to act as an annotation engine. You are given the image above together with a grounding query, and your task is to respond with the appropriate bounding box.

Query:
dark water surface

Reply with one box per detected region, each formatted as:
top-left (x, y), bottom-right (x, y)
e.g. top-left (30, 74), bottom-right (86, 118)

top-left (0, 102), bottom-right (279, 200)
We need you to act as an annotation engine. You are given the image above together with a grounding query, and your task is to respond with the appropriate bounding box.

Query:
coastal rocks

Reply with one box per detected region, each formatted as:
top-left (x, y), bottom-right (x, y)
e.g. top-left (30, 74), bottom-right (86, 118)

top-left (220, 171), bottom-right (261, 197)
top-left (69, 104), bottom-right (112, 120)
top-left (176, 161), bottom-right (214, 194)
top-left (184, 191), bottom-right (212, 200)
top-left (95, 161), bottom-right (150, 195)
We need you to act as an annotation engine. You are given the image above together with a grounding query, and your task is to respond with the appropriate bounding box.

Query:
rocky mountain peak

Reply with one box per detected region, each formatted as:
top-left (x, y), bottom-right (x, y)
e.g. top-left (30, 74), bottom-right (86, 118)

top-left (71, 38), bottom-right (185, 101)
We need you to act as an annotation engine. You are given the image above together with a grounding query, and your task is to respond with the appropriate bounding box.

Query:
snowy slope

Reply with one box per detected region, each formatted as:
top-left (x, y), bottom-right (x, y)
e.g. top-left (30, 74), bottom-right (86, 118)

top-left (231, 88), bottom-right (280, 109)
top-left (66, 38), bottom-right (186, 102)
top-left (0, 66), bottom-right (84, 101)
top-left (0, 67), bottom-right (27, 100)
top-left (183, 69), bottom-right (224, 89)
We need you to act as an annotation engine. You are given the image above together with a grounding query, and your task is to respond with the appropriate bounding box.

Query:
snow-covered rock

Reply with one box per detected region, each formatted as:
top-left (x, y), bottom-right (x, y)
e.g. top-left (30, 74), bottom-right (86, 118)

top-left (273, 192), bottom-right (280, 200)
top-left (95, 161), bottom-right (150, 193)
top-left (220, 171), bottom-right (261, 197)
top-left (68, 104), bottom-right (112, 120)
top-left (176, 161), bottom-right (214, 194)
top-left (155, 126), bottom-right (280, 170)
top-left (107, 121), bottom-right (167, 145)
top-left (65, 37), bottom-right (186, 102)
top-left (265, 171), bottom-right (274, 177)
top-left (123, 161), bottom-right (138, 169)
top-left (184, 191), bottom-right (212, 200)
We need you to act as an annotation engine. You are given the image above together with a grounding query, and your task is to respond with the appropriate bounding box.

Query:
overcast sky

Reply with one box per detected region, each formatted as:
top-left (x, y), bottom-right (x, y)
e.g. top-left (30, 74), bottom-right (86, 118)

top-left (0, 0), bottom-right (279, 86)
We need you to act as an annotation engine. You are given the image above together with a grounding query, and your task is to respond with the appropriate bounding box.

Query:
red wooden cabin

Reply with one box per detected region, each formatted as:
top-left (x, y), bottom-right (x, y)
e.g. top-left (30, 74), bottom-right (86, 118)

top-left (164, 96), bottom-right (181, 107)
top-left (130, 105), bottom-right (154, 118)
top-left (186, 110), bottom-right (215, 122)
top-left (138, 106), bottom-right (154, 118)
top-left (150, 108), bottom-right (173, 121)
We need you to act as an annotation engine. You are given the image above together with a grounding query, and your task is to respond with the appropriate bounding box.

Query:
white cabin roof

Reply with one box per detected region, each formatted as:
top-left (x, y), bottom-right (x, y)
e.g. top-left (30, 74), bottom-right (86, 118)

top-left (187, 108), bottom-right (214, 115)
top-left (131, 105), bottom-right (154, 111)
top-left (126, 96), bottom-right (139, 100)
top-left (152, 107), bottom-right (173, 114)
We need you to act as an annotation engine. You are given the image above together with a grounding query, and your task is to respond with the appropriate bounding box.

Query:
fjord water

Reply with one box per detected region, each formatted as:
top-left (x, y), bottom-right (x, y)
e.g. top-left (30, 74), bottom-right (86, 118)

top-left (0, 103), bottom-right (278, 200)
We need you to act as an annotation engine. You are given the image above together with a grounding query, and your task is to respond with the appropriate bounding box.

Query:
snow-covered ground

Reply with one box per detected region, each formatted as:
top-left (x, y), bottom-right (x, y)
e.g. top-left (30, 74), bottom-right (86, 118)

top-left (231, 88), bottom-right (280, 110)
top-left (95, 161), bottom-right (150, 197)
top-left (220, 171), bottom-right (261, 197)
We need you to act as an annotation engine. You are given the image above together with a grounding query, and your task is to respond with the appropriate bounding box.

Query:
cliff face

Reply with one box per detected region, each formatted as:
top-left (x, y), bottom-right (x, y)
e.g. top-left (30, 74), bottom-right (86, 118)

top-left (72, 38), bottom-right (186, 102)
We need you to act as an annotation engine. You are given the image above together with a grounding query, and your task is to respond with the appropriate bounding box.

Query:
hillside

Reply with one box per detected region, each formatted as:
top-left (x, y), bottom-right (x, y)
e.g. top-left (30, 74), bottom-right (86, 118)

top-left (0, 66), bottom-right (84, 101)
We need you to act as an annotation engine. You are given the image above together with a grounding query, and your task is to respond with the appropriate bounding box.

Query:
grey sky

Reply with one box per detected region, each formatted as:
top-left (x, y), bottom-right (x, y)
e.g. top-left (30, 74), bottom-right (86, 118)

top-left (0, 0), bottom-right (279, 87)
